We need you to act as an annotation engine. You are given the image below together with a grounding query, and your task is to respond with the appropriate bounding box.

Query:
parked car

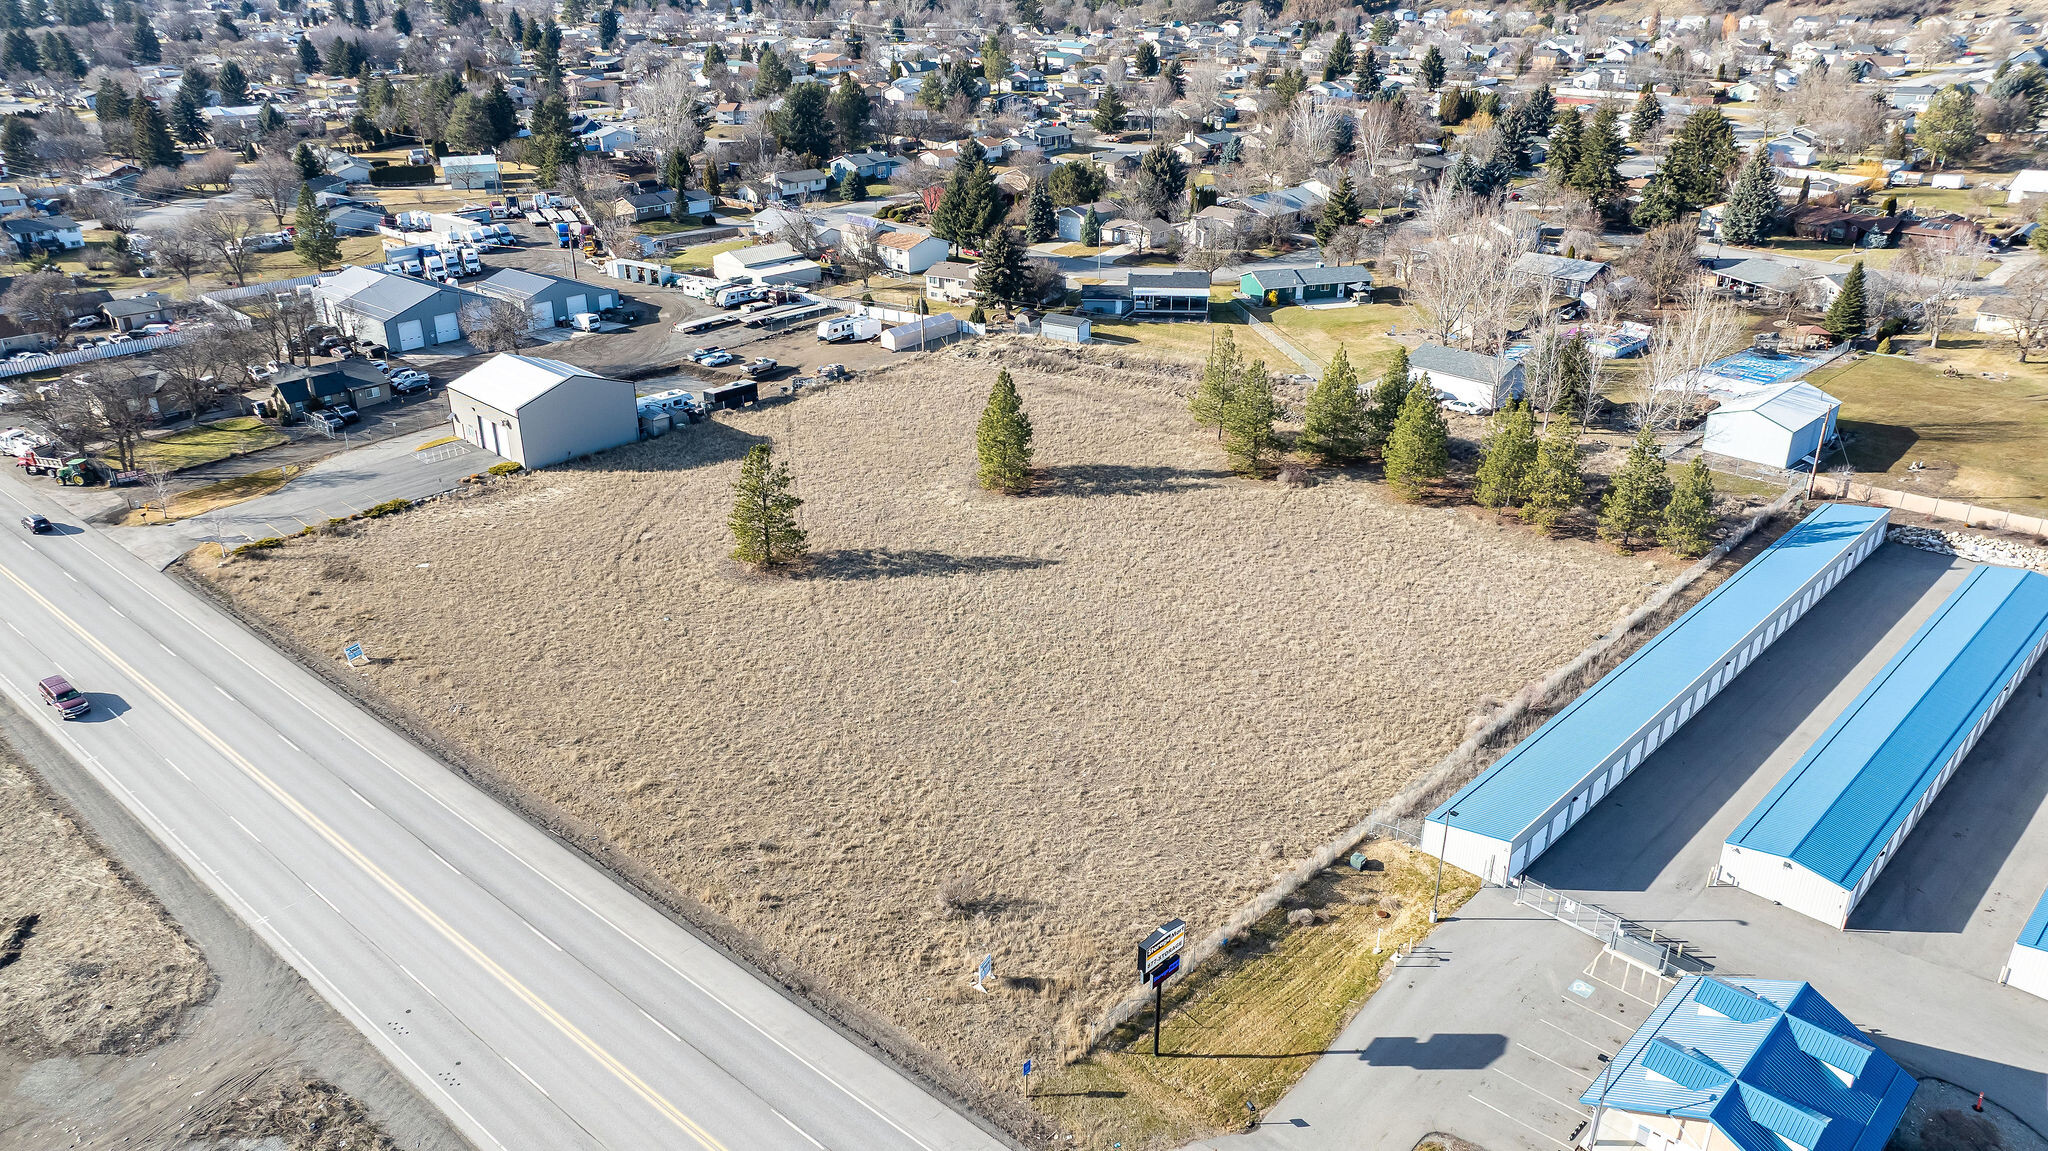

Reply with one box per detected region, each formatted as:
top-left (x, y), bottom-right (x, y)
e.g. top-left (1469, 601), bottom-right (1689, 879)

top-left (20, 513), bottom-right (49, 533)
top-left (38, 674), bottom-right (89, 719)
top-left (390, 371), bottom-right (430, 393)
top-left (68, 314), bottom-right (102, 330)
top-left (1438, 395), bottom-right (1486, 416)
top-left (106, 332), bottom-right (133, 344)
top-left (310, 411), bottom-right (345, 432)
top-left (329, 403), bottom-right (361, 424)
top-left (689, 346), bottom-right (726, 362)
top-left (697, 350), bottom-right (735, 367)
top-left (366, 359), bottom-right (391, 374)
top-left (138, 323), bottom-right (174, 335)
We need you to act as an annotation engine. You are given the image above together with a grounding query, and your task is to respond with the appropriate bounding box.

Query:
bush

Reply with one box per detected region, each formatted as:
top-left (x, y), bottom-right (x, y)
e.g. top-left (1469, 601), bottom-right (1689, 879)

top-left (233, 536), bottom-right (286, 555)
top-left (367, 164), bottom-right (433, 186)
top-left (1877, 336), bottom-right (1893, 353)
top-left (486, 461), bottom-right (523, 476)
top-left (360, 498), bottom-right (412, 518)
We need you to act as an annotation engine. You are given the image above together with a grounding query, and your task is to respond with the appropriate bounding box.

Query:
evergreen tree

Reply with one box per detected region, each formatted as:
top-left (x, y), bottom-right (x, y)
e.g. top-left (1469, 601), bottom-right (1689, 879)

top-left (0, 116), bottom-right (31, 178)
top-left (1220, 359), bottom-right (1278, 475)
top-left (217, 60), bottom-right (249, 105)
top-left (1297, 345), bottom-right (1365, 464)
top-left (753, 47), bottom-right (791, 96)
top-left (293, 184), bottom-right (341, 268)
top-left (1474, 400), bottom-right (1539, 508)
top-left (1496, 102), bottom-right (1533, 169)
top-left (931, 149), bottom-right (1001, 250)
top-left (1363, 345), bottom-right (1410, 457)
top-left (1091, 82), bottom-right (1125, 133)
top-left (130, 13), bottom-right (159, 62)
top-left (1721, 146), bottom-right (1779, 245)
top-left (3, 30), bottom-right (35, 72)
top-left (1369, 15), bottom-right (1393, 43)
top-left (1355, 46), bottom-right (1381, 93)
top-left (1133, 40), bottom-right (1157, 76)
top-left (1272, 64), bottom-right (1304, 105)
top-left (292, 140), bottom-right (320, 178)
top-left (1417, 43), bottom-right (1445, 90)
top-left (1822, 261), bottom-right (1868, 344)
top-left (1547, 106), bottom-right (1582, 178)
top-left (256, 100), bottom-right (282, 134)
top-left (727, 444), bottom-right (807, 569)
top-left (1079, 205), bottom-right (1100, 246)
top-left (130, 98), bottom-right (180, 167)
top-left (1598, 425), bottom-right (1672, 549)
top-left (1525, 82), bottom-right (1555, 135)
top-left (482, 79), bottom-right (517, 143)
top-left (1628, 82), bottom-right (1663, 144)
top-left (392, 4), bottom-right (410, 33)
top-left (976, 369), bottom-right (1034, 494)
top-left (827, 72), bottom-right (869, 147)
top-left (38, 31), bottom-right (83, 77)
top-left (297, 34), bottom-right (320, 73)
top-left (95, 76), bottom-right (131, 122)
top-left (1664, 106), bottom-right (1738, 207)
top-left (1522, 416), bottom-right (1584, 533)
top-left (444, 94), bottom-right (494, 154)
top-left (1325, 29), bottom-right (1352, 80)
top-left (1025, 177), bottom-right (1054, 243)
top-left (1159, 57), bottom-right (1184, 98)
top-left (768, 81), bottom-right (832, 165)
top-left (597, 4), bottom-right (617, 49)
top-left (349, 0), bottom-right (367, 26)
top-left (1883, 122), bottom-right (1908, 161)
top-left (1570, 103), bottom-right (1623, 204)
top-left (837, 170), bottom-right (865, 201)
top-left (505, 8), bottom-right (522, 43)
top-left (1918, 85), bottom-right (1978, 168)
top-left (1133, 140), bottom-right (1185, 219)
top-left (1190, 328), bottom-right (1240, 433)
top-left (974, 226), bottom-right (1028, 311)
top-left (1660, 456), bottom-right (1716, 558)
top-left (1314, 171), bottom-right (1361, 244)
top-left (1630, 171), bottom-right (1685, 228)
top-left (702, 157), bottom-right (721, 195)
top-left (526, 93), bottom-right (575, 184)
top-left (1551, 334), bottom-right (1592, 421)
top-left (1382, 377), bottom-right (1448, 499)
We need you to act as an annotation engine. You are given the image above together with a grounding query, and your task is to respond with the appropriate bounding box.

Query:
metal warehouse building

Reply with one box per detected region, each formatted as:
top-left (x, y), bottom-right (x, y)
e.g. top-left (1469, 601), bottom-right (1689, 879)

top-left (1422, 503), bottom-right (1890, 886)
top-left (1720, 566), bottom-right (2048, 929)
top-left (2010, 890), bottom-right (2048, 1001)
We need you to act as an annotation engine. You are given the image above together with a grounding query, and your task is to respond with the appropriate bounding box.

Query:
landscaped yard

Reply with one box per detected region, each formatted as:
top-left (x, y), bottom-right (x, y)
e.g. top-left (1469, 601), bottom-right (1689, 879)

top-left (136, 417), bottom-right (288, 473)
top-left (124, 465), bottom-right (300, 525)
top-left (1804, 335), bottom-right (2048, 513)
top-left (668, 236), bottom-right (753, 272)
top-left (1263, 300), bottom-right (1410, 370)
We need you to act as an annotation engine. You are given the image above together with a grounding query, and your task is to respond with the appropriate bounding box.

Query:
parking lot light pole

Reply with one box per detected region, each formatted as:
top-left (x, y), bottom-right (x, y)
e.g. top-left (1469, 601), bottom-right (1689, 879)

top-left (1430, 808), bottom-right (1458, 924)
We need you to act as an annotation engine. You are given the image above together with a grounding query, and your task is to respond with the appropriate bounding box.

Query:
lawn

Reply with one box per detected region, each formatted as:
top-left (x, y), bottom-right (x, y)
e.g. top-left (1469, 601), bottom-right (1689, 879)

top-left (1033, 840), bottom-right (1479, 1149)
top-left (124, 466), bottom-right (299, 526)
top-left (1085, 308), bottom-right (1249, 361)
top-left (1263, 300), bottom-right (1410, 371)
top-left (668, 236), bottom-right (753, 272)
top-left (190, 346), bottom-right (1656, 1126)
top-left (136, 417), bottom-right (288, 473)
top-left (1804, 335), bottom-right (2048, 513)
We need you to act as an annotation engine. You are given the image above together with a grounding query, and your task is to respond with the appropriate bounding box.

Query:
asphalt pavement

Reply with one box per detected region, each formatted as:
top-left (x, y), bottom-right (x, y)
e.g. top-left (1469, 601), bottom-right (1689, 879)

top-left (0, 465), bottom-right (1013, 1151)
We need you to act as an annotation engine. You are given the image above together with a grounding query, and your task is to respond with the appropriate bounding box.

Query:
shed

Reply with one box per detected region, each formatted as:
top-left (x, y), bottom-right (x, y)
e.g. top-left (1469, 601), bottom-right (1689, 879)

top-left (1720, 566), bottom-right (2048, 929)
top-left (1040, 313), bottom-right (1090, 343)
top-left (1407, 343), bottom-right (1525, 413)
top-left (443, 353), bottom-right (638, 467)
top-left (443, 154), bottom-right (502, 192)
top-left (473, 268), bottom-right (620, 329)
top-left (1422, 504), bottom-right (1891, 884)
top-left (1703, 380), bottom-right (1840, 470)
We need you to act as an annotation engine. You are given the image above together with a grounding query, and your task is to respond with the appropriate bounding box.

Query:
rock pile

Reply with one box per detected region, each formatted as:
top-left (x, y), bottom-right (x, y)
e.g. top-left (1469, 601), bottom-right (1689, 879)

top-left (1888, 524), bottom-right (2048, 571)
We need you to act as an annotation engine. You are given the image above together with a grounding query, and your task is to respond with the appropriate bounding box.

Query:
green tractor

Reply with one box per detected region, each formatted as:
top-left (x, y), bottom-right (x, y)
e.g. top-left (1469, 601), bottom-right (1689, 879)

top-left (54, 457), bottom-right (98, 486)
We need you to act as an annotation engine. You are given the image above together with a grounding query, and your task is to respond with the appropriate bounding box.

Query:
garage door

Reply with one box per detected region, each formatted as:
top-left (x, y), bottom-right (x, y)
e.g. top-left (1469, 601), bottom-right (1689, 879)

top-left (433, 312), bottom-right (460, 343)
top-left (597, 292), bottom-right (616, 310)
top-left (529, 301), bottom-right (554, 329)
top-left (396, 319), bottom-right (425, 351)
top-left (565, 293), bottom-right (588, 317)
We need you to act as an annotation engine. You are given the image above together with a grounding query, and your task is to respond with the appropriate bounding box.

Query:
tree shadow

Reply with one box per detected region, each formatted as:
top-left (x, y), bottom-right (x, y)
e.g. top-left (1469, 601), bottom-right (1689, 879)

top-left (798, 548), bottom-right (1061, 581)
top-left (1040, 462), bottom-right (1226, 497)
top-left (1838, 420), bottom-right (1920, 473)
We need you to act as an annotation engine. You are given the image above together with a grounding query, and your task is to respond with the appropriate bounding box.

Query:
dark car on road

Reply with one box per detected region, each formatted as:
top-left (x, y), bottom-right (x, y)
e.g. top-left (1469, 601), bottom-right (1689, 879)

top-left (20, 514), bottom-right (49, 533)
top-left (38, 674), bottom-right (89, 719)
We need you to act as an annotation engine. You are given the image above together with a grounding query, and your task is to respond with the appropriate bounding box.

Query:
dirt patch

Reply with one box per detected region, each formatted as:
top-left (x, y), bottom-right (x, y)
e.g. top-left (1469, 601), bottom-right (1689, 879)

top-left (183, 344), bottom-right (1662, 1105)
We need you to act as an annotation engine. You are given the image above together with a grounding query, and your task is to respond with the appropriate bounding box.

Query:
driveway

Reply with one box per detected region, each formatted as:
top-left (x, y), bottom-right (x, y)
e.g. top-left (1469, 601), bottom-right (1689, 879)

top-left (107, 427), bottom-right (501, 568)
top-left (1194, 544), bottom-right (2048, 1151)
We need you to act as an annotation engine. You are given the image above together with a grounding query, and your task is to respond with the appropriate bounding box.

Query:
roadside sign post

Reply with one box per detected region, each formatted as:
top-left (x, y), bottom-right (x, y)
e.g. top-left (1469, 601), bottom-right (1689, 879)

top-left (342, 642), bottom-right (367, 668)
top-left (974, 953), bottom-right (992, 994)
top-left (1021, 1059), bottom-right (1032, 1097)
top-left (1137, 918), bottom-right (1186, 1057)
top-left (1430, 807), bottom-right (1459, 923)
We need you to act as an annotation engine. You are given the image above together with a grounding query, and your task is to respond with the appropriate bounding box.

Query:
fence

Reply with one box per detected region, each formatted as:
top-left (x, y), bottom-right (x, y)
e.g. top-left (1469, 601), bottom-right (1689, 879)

top-left (0, 332), bottom-right (187, 380)
top-left (1812, 473), bottom-right (2048, 540)
top-left (856, 303), bottom-right (989, 336)
top-left (1511, 875), bottom-right (1710, 976)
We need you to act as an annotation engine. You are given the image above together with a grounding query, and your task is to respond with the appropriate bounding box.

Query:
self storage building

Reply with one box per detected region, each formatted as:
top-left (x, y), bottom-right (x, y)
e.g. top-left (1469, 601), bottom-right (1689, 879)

top-left (2008, 888), bottom-right (2048, 1002)
top-left (1719, 565), bottom-right (2048, 929)
top-left (1422, 503), bottom-right (1890, 886)
top-left (444, 354), bottom-right (638, 467)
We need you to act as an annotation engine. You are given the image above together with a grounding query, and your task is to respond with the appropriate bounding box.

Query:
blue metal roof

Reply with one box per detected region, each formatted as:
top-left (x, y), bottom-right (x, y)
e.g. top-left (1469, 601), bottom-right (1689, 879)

top-left (1429, 504), bottom-right (1887, 841)
top-left (2016, 880), bottom-right (2048, 956)
top-left (1583, 977), bottom-right (1915, 1151)
top-left (1727, 566), bottom-right (2048, 889)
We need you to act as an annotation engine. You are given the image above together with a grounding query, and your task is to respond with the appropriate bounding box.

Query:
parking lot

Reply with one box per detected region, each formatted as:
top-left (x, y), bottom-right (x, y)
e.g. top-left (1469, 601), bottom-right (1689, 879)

top-left (1196, 541), bottom-right (2048, 1151)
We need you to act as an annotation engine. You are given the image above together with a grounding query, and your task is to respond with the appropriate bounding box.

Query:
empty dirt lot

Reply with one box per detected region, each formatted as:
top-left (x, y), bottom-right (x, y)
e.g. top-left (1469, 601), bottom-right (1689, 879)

top-left (189, 341), bottom-right (1667, 1105)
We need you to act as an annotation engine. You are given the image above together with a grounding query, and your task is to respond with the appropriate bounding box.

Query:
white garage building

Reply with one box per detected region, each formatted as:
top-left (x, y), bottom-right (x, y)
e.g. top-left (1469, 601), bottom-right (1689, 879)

top-left (2010, 889), bottom-right (2048, 1001)
top-left (1422, 504), bottom-right (1890, 885)
top-left (444, 354), bottom-right (639, 467)
top-left (1702, 380), bottom-right (1841, 470)
top-left (1720, 565), bottom-right (2048, 928)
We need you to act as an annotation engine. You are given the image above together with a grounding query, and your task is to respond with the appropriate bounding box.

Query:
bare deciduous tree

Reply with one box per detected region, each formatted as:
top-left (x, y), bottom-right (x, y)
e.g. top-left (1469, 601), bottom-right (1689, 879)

top-left (1398, 187), bottom-right (1530, 351)
top-left (189, 205), bottom-right (263, 286)
top-left (245, 151), bottom-right (305, 227)
top-left (835, 222), bottom-right (884, 287)
top-left (1637, 281), bottom-right (1741, 430)
top-left (1, 270), bottom-right (78, 338)
top-left (1893, 232), bottom-right (1986, 349)
top-left (1993, 268), bottom-right (2048, 363)
top-left (459, 296), bottom-right (530, 352)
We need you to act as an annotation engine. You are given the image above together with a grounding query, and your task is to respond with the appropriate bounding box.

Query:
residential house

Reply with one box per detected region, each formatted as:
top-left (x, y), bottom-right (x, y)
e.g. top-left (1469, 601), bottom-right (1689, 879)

top-left (580, 123), bottom-right (638, 153)
top-left (872, 228), bottom-right (951, 274)
top-left (1056, 202), bottom-right (1119, 243)
top-left (1408, 342), bottom-right (1525, 412)
top-left (1017, 122), bottom-right (1072, 153)
top-left (829, 151), bottom-right (904, 182)
top-left (324, 153), bottom-right (373, 183)
top-left (1511, 252), bottom-right (1614, 300)
top-left (1713, 257), bottom-right (1806, 299)
top-left (101, 292), bottom-right (175, 332)
top-left (617, 189), bottom-right (678, 222)
top-left (2, 214), bottom-right (83, 255)
top-left (267, 360), bottom-right (393, 418)
top-left (1124, 270), bottom-right (1210, 321)
top-left (925, 260), bottom-right (977, 302)
top-left (742, 168), bottom-right (830, 204)
top-left (1239, 265), bottom-right (1374, 306)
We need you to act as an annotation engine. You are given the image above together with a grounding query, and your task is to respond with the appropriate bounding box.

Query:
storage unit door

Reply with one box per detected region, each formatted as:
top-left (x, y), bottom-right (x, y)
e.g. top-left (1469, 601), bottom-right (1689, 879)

top-left (396, 319), bottom-right (425, 351)
top-left (530, 301), bottom-right (555, 328)
top-left (433, 312), bottom-right (461, 342)
top-left (565, 293), bottom-right (588, 316)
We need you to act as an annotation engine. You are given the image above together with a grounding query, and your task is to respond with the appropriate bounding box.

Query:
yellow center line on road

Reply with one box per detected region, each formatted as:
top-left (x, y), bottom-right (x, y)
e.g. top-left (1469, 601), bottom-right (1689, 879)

top-left (0, 558), bottom-right (729, 1151)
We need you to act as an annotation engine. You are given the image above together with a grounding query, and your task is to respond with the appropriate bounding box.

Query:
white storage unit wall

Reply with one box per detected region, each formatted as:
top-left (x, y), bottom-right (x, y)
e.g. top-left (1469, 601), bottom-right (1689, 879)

top-left (2008, 889), bottom-right (2048, 1001)
top-left (1422, 504), bottom-right (1891, 886)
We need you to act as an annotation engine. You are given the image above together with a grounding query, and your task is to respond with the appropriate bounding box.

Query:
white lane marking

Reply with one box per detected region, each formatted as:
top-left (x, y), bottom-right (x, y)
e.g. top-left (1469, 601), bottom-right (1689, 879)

top-left (505, 1057), bottom-right (551, 1098)
top-left (640, 1009), bottom-right (681, 1044)
top-left (1468, 1093), bottom-right (1574, 1150)
top-left (1517, 1040), bottom-right (1593, 1077)
top-left (429, 848), bottom-right (461, 875)
top-left (1493, 1066), bottom-right (1593, 1115)
top-left (5, 620), bottom-right (19, 635)
top-left (775, 1106), bottom-right (827, 1149)
top-left (115, 713), bottom-right (129, 727)
top-left (281, 735), bottom-right (301, 752)
top-left (348, 785), bottom-right (375, 809)
top-left (229, 816), bottom-right (261, 843)
top-left (526, 920), bottom-right (564, 952)
top-left (165, 759), bottom-right (190, 781)
top-left (1565, 995), bottom-right (1639, 1031)
top-left (106, 605), bottom-right (124, 618)
top-left (1541, 1018), bottom-right (1621, 1054)
top-left (214, 684), bottom-right (233, 699)
top-left (159, 643), bottom-right (174, 656)
top-left (61, 570), bottom-right (74, 581)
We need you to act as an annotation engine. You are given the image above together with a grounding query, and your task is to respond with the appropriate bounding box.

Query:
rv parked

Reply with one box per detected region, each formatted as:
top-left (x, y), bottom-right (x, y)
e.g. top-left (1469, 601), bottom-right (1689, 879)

top-left (817, 315), bottom-right (882, 343)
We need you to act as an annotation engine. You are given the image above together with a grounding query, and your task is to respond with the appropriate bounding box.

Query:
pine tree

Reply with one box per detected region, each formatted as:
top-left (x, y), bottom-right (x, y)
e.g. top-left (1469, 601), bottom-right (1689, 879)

top-left (1917, 86), bottom-right (1978, 168)
top-left (1382, 376), bottom-right (1448, 499)
top-left (1297, 345), bottom-right (1365, 464)
top-left (753, 46), bottom-right (791, 96)
top-left (1314, 172), bottom-right (1361, 244)
top-left (1660, 456), bottom-right (1716, 558)
top-left (4, 30), bottom-right (37, 73)
top-left (1363, 345), bottom-right (1410, 457)
top-left (1325, 29), bottom-right (1353, 80)
top-left (1551, 334), bottom-right (1592, 421)
top-left (702, 157), bottom-right (721, 196)
top-left (1598, 426), bottom-right (1672, 550)
top-left (392, 5), bottom-right (411, 33)
top-left (217, 60), bottom-right (249, 105)
top-left (769, 81), bottom-right (832, 165)
top-left (293, 184), bottom-right (341, 269)
top-left (1474, 401), bottom-right (1539, 508)
top-left (1417, 43), bottom-right (1445, 90)
top-left (297, 35), bottom-right (320, 73)
top-left (1664, 106), bottom-right (1738, 207)
top-left (0, 116), bottom-right (31, 178)
top-left (1190, 328), bottom-right (1240, 433)
top-left (293, 141), bottom-right (320, 179)
top-left (1630, 171), bottom-right (1685, 228)
top-left (1547, 106), bottom-right (1582, 179)
top-left (1025, 178), bottom-right (1054, 243)
top-left (1272, 64), bottom-right (1304, 105)
top-left (1355, 46), bottom-right (1381, 94)
top-left (1721, 146), bottom-right (1778, 245)
top-left (1091, 82), bottom-right (1125, 133)
top-left (837, 170), bottom-right (865, 201)
top-left (1133, 40), bottom-right (1157, 76)
top-left (974, 226), bottom-right (1028, 311)
top-left (131, 98), bottom-right (180, 167)
top-left (1525, 82), bottom-right (1555, 134)
top-left (256, 101), bottom-right (282, 134)
top-left (931, 150), bottom-right (1001, 250)
top-left (827, 72), bottom-right (869, 147)
top-left (727, 444), bottom-right (807, 569)
top-left (597, 4), bottom-right (618, 50)
top-left (38, 31), bottom-right (82, 77)
top-left (1220, 359), bottom-right (1278, 475)
top-left (976, 369), bottom-right (1034, 494)
top-left (1523, 416), bottom-right (1584, 533)
top-left (1628, 83), bottom-right (1663, 144)
top-left (130, 13), bottom-right (158, 62)
top-left (1079, 205), bottom-right (1100, 246)
top-left (1822, 261), bottom-right (1868, 344)
top-left (1570, 103), bottom-right (1623, 203)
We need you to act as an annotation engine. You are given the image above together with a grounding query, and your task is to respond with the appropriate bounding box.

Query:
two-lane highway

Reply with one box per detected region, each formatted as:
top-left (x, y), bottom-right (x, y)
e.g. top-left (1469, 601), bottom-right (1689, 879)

top-left (0, 467), bottom-right (1009, 1151)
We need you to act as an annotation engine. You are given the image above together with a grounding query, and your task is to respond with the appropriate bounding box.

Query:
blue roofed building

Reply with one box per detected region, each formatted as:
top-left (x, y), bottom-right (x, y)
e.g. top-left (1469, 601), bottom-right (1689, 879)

top-left (1423, 504), bottom-right (1890, 885)
top-left (2010, 887), bottom-right (2048, 1002)
top-left (1583, 976), bottom-right (1916, 1151)
top-left (1721, 566), bottom-right (2048, 928)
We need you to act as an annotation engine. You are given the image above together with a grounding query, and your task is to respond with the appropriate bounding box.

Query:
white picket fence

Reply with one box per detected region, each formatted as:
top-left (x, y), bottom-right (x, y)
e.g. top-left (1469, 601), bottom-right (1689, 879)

top-left (0, 332), bottom-right (187, 379)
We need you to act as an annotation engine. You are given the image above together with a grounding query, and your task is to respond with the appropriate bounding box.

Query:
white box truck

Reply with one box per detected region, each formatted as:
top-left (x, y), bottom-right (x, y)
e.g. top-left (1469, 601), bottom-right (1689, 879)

top-left (816, 315), bottom-right (882, 343)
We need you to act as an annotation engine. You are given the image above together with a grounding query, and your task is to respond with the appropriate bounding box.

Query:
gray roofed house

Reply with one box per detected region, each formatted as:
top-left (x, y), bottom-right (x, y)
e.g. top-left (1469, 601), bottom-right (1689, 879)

top-left (1125, 270), bottom-right (1210, 321)
top-left (1407, 342), bottom-right (1526, 412)
top-left (101, 292), bottom-right (175, 331)
top-left (1713, 257), bottom-right (1806, 297)
top-left (1511, 252), bottom-right (1614, 300)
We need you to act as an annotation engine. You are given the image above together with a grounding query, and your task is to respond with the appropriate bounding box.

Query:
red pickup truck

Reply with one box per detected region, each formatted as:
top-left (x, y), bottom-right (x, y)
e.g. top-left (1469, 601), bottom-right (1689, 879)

top-left (38, 675), bottom-right (89, 719)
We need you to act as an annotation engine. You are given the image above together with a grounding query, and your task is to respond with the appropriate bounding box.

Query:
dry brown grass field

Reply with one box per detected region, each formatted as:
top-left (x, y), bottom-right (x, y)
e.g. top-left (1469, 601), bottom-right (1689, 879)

top-left (191, 343), bottom-right (1665, 1109)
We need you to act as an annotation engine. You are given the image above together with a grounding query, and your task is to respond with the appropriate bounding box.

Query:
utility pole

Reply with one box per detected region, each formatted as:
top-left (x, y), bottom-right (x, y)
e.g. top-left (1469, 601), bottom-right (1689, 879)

top-left (1430, 807), bottom-right (1459, 923)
